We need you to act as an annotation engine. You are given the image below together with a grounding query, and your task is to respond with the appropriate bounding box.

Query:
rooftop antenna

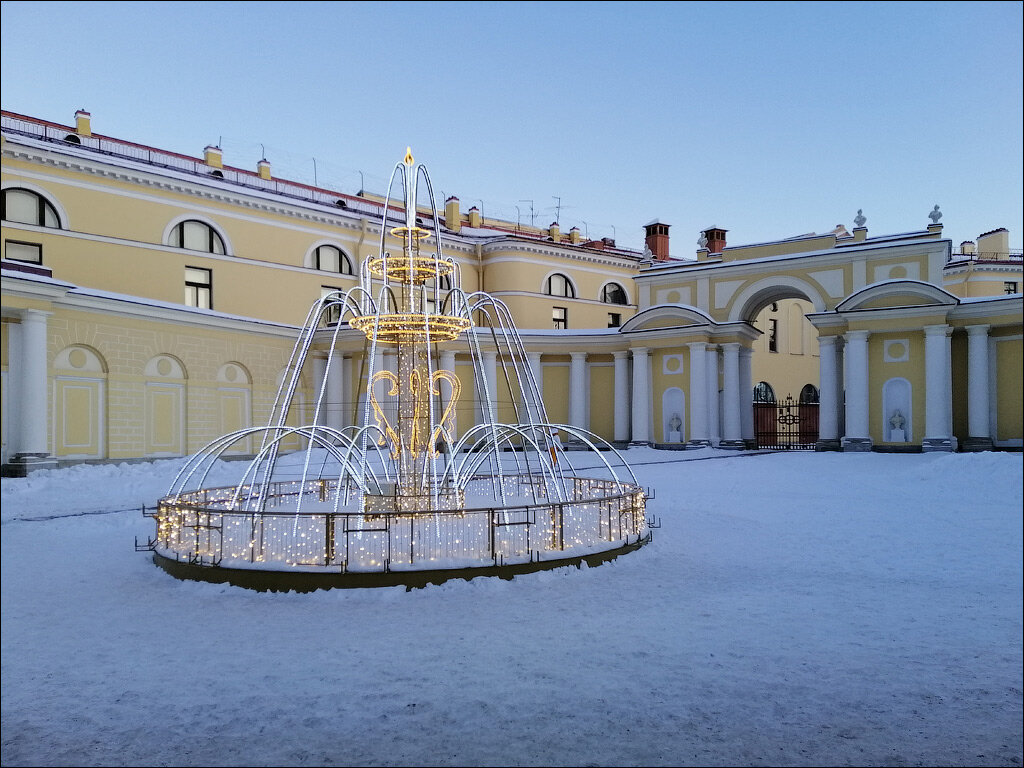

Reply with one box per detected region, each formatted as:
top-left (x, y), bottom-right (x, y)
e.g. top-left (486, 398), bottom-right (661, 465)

top-left (359, 171), bottom-right (364, 195)
top-left (312, 157), bottom-right (318, 187)
top-left (476, 199), bottom-right (485, 226)
top-left (515, 205), bottom-right (522, 233)
top-left (519, 199), bottom-right (535, 227)
top-left (581, 220), bottom-right (590, 239)
top-left (553, 196), bottom-right (562, 224)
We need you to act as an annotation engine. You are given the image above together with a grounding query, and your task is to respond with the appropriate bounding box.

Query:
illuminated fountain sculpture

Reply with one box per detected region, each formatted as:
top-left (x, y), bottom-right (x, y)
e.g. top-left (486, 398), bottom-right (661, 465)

top-left (144, 150), bottom-right (650, 590)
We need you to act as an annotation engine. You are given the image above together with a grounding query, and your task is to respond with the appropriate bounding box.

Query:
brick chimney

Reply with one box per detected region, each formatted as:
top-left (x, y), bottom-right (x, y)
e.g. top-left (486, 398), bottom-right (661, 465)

top-left (703, 227), bottom-right (727, 254)
top-left (644, 220), bottom-right (671, 260)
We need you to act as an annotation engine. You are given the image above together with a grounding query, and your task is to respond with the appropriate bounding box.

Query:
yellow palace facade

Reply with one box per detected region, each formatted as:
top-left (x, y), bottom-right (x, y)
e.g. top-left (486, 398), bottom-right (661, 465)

top-left (2, 109), bottom-right (1022, 474)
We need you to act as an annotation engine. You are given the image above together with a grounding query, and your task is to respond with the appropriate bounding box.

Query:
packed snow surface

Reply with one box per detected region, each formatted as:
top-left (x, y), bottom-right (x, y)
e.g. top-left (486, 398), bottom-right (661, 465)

top-left (2, 448), bottom-right (1021, 767)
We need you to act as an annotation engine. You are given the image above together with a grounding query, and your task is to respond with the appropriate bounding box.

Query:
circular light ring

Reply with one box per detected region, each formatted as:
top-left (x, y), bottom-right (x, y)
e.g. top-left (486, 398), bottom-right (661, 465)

top-left (389, 226), bottom-right (432, 240)
top-left (367, 254), bottom-right (453, 284)
top-left (350, 313), bottom-right (472, 343)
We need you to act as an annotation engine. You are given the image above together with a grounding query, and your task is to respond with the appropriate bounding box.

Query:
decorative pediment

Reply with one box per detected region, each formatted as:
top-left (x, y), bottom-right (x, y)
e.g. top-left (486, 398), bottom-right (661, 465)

top-left (836, 280), bottom-right (959, 312)
top-left (620, 304), bottom-right (715, 332)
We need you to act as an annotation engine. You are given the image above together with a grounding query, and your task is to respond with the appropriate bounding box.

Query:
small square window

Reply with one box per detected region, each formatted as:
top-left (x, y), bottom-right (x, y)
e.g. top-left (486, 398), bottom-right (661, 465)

top-left (1004, 281), bottom-right (1019, 294)
top-left (5, 240), bottom-right (42, 264)
top-left (552, 306), bottom-right (567, 330)
top-left (321, 286), bottom-right (342, 325)
top-left (608, 312), bottom-right (621, 328)
top-left (185, 266), bottom-right (212, 309)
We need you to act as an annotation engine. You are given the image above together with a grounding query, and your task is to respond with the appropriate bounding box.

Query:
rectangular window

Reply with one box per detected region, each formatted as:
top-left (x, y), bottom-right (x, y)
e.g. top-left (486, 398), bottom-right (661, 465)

top-left (552, 306), bottom-right (567, 330)
top-left (1004, 281), bottom-right (1019, 294)
top-left (768, 318), bottom-right (779, 352)
top-left (5, 240), bottom-right (42, 264)
top-left (321, 286), bottom-right (342, 325)
top-left (185, 266), bottom-right (212, 309)
top-left (608, 312), bottom-right (621, 328)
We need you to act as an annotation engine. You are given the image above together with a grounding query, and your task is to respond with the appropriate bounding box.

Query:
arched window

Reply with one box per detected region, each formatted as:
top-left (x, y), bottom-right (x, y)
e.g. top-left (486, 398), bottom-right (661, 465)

top-left (169, 220), bottom-right (225, 254)
top-left (315, 244), bottom-right (353, 274)
top-left (1, 188), bottom-right (61, 228)
top-left (753, 381), bottom-right (776, 403)
top-left (799, 384), bottom-right (819, 404)
top-left (544, 273), bottom-right (575, 298)
top-left (601, 282), bottom-right (627, 305)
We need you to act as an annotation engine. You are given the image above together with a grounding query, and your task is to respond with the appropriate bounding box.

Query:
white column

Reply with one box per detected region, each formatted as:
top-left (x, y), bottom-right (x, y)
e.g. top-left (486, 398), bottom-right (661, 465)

top-left (338, 354), bottom-right (351, 428)
top-left (568, 352), bottom-right (588, 433)
top-left (841, 330), bottom-right (871, 451)
top-left (312, 355), bottom-right (328, 427)
top-left (965, 325), bottom-right (992, 449)
top-left (739, 346), bottom-right (754, 444)
top-left (817, 335), bottom-right (842, 449)
top-left (439, 350), bottom-right (458, 442)
top-left (705, 345), bottom-right (721, 445)
top-left (526, 352), bottom-right (543, 423)
top-left (325, 352), bottom-right (344, 431)
top-left (687, 342), bottom-right (708, 446)
top-left (721, 343), bottom-right (743, 447)
top-left (481, 350), bottom-right (498, 424)
top-left (923, 324), bottom-right (954, 451)
top-left (613, 351), bottom-right (630, 443)
top-left (14, 309), bottom-right (54, 470)
top-left (630, 347), bottom-right (650, 445)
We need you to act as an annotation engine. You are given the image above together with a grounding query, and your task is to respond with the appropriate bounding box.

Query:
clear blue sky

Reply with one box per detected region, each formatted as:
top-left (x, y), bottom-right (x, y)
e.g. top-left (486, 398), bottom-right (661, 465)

top-left (2, 1), bottom-right (1021, 252)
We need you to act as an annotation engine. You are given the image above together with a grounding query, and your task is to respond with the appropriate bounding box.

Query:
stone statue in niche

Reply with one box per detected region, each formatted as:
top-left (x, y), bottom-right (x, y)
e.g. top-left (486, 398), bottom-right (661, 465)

top-left (668, 412), bottom-right (682, 443)
top-left (889, 409), bottom-right (906, 442)
top-left (854, 209), bottom-right (866, 228)
top-left (929, 205), bottom-right (942, 224)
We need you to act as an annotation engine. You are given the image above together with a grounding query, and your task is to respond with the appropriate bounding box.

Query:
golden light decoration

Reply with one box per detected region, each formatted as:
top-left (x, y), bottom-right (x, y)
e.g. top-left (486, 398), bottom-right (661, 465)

top-left (366, 252), bottom-right (453, 284)
top-left (368, 368), bottom-right (461, 459)
top-left (350, 313), bottom-right (471, 343)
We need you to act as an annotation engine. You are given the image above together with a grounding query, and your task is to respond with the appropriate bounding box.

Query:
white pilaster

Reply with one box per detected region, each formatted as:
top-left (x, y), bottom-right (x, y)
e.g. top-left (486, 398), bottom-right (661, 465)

top-left (630, 347), bottom-right (651, 445)
top-left (965, 325), bottom-right (992, 449)
top-left (721, 343), bottom-right (743, 447)
top-left (569, 352), bottom-right (588, 432)
top-left (816, 335), bottom-right (842, 449)
top-left (686, 342), bottom-right (709, 446)
top-left (613, 351), bottom-right (630, 443)
top-left (923, 324), bottom-right (955, 451)
top-left (841, 330), bottom-right (872, 451)
top-left (705, 345), bottom-right (721, 445)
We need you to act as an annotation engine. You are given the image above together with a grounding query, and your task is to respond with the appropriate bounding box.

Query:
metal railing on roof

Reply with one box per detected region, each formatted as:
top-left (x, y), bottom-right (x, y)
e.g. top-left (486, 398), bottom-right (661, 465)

top-left (1, 115), bottom-right (387, 218)
top-left (949, 250), bottom-right (1023, 263)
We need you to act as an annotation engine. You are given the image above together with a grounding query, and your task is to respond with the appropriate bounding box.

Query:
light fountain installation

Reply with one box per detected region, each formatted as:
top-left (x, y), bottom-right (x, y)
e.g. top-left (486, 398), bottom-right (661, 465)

top-left (143, 150), bottom-right (651, 590)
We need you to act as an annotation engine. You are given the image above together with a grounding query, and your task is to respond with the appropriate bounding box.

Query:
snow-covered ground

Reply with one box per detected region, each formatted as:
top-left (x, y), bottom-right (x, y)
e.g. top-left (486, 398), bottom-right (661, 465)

top-left (2, 448), bottom-right (1021, 767)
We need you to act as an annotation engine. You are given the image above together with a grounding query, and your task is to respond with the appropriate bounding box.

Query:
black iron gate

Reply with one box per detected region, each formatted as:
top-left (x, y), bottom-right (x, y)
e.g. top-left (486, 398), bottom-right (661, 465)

top-left (754, 395), bottom-right (819, 450)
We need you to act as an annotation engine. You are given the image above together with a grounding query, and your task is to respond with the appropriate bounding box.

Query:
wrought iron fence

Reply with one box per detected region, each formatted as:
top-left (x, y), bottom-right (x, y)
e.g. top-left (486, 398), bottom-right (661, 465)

top-left (754, 395), bottom-right (818, 450)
